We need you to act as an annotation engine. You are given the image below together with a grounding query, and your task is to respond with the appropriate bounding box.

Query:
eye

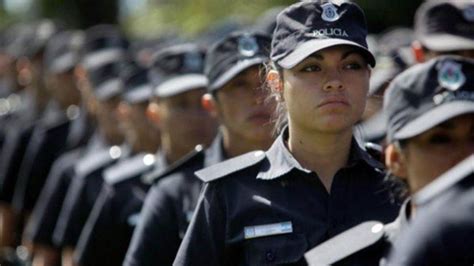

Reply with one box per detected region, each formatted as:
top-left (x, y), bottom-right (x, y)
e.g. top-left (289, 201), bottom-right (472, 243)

top-left (428, 134), bottom-right (453, 145)
top-left (344, 62), bottom-right (363, 70)
top-left (300, 65), bottom-right (321, 73)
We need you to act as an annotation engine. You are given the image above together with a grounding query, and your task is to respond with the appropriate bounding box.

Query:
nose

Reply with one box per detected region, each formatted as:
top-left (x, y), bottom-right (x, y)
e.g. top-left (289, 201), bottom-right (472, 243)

top-left (323, 69), bottom-right (344, 92)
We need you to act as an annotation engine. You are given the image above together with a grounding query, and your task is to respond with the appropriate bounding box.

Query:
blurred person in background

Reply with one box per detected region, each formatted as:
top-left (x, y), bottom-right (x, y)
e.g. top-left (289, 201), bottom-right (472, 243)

top-left (124, 30), bottom-right (275, 266)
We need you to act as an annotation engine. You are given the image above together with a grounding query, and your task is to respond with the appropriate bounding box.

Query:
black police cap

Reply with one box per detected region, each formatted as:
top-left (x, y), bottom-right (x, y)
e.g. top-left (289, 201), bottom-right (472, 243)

top-left (81, 24), bottom-right (129, 71)
top-left (384, 56), bottom-right (474, 143)
top-left (44, 30), bottom-right (85, 74)
top-left (271, 0), bottom-right (375, 69)
top-left (121, 64), bottom-right (152, 104)
top-left (88, 61), bottom-right (127, 101)
top-left (148, 43), bottom-right (207, 98)
top-left (415, 1), bottom-right (474, 52)
top-left (205, 31), bottom-right (271, 92)
top-left (5, 20), bottom-right (63, 59)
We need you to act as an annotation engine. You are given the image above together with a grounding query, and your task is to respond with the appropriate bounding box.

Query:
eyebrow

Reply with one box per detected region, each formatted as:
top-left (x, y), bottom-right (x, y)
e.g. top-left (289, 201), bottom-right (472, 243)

top-left (307, 49), bottom-right (362, 61)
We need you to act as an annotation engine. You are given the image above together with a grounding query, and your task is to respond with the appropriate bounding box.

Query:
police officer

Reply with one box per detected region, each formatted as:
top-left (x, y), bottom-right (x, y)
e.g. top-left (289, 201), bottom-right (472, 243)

top-left (382, 56), bottom-right (474, 265)
top-left (73, 64), bottom-right (159, 266)
top-left (21, 29), bottom-right (94, 266)
top-left (0, 20), bottom-right (62, 253)
top-left (124, 30), bottom-right (275, 266)
top-left (64, 42), bottom-right (217, 266)
top-left (52, 25), bottom-right (130, 266)
top-left (173, 1), bottom-right (399, 265)
top-left (305, 56), bottom-right (474, 265)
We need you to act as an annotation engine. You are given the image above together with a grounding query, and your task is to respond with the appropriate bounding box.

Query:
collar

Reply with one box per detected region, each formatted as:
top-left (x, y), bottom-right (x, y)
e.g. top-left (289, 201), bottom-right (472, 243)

top-left (383, 198), bottom-right (411, 243)
top-left (154, 150), bottom-right (168, 171)
top-left (204, 133), bottom-right (227, 168)
top-left (257, 128), bottom-right (383, 181)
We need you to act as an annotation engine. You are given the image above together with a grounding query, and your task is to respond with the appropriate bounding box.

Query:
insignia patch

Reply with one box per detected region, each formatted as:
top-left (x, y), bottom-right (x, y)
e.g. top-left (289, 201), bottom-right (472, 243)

top-left (244, 221), bottom-right (293, 239)
top-left (321, 3), bottom-right (340, 22)
top-left (183, 52), bottom-right (203, 72)
top-left (463, 5), bottom-right (474, 22)
top-left (238, 35), bottom-right (259, 57)
top-left (438, 61), bottom-right (466, 91)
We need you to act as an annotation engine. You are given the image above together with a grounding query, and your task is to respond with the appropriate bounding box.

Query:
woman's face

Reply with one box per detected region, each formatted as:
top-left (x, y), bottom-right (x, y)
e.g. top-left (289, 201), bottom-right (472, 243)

top-left (391, 114), bottom-right (474, 194)
top-left (214, 66), bottom-right (275, 142)
top-left (281, 45), bottom-right (370, 134)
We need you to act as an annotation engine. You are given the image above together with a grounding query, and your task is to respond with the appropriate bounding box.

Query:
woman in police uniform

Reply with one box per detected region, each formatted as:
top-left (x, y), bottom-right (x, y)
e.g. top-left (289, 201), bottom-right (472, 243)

top-left (173, 1), bottom-right (399, 265)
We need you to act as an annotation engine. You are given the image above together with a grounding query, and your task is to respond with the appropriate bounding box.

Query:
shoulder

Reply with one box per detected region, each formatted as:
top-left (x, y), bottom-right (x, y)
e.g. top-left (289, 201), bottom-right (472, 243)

top-left (74, 146), bottom-right (123, 177)
top-left (304, 221), bottom-right (386, 265)
top-left (195, 150), bottom-right (266, 183)
top-left (104, 153), bottom-right (156, 186)
top-left (142, 145), bottom-right (205, 185)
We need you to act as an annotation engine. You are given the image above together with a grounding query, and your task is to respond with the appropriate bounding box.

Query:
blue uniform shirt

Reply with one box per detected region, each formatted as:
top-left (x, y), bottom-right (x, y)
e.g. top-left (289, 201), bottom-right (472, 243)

top-left (74, 152), bottom-right (162, 266)
top-left (124, 135), bottom-right (226, 266)
top-left (174, 130), bottom-right (399, 265)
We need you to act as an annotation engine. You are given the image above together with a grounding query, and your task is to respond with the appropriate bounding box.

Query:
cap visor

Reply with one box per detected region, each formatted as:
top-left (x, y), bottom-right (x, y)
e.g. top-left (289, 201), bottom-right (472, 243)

top-left (154, 74), bottom-right (208, 98)
top-left (48, 52), bottom-right (79, 74)
top-left (123, 84), bottom-right (152, 104)
top-left (420, 34), bottom-right (474, 52)
top-left (278, 39), bottom-right (376, 69)
top-left (81, 49), bottom-right (125, 71)
top-left (394, 101), bottom-right (474, 140)
top-left (95, 78), bottom-right (123, 100)
top-left (210, 57), bottom-right (266, 91)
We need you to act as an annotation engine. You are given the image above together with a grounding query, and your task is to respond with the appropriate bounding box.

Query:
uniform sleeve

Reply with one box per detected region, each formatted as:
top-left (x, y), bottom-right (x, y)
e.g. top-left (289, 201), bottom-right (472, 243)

top-left (74, 184), bottom-right (112, 266)
top-left (124, 182), bottom-right (181, 266)
top-left (53, 176), bottom-right (86, 247)
top-left (173, 182), bottom-right (227, 266)
top-left (23, 152), bottom-right (77, 246)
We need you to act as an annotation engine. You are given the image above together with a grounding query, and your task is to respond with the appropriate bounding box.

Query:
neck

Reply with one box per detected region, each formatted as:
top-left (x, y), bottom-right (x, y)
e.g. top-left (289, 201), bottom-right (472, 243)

top-left (161, 133), bottom-right (193, 165)
top-left (221, 127), bottom-right (273, 158)
top-left (287, 122), bottom-right (353, 192)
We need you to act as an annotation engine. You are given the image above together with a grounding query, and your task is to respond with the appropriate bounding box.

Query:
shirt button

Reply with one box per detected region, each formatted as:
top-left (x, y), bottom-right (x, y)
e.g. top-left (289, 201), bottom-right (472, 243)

top-left (265, 251), bottom-right (275, 262)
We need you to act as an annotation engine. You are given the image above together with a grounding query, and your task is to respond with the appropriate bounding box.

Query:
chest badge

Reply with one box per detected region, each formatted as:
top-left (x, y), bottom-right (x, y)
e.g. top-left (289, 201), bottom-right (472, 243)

top-left (244, 221), bottom-right (293, 239)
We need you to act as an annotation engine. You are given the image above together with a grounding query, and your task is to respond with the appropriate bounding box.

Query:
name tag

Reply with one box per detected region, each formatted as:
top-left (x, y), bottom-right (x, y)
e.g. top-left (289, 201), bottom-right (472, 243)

top-left (244, 221), bottom-right (293, 239)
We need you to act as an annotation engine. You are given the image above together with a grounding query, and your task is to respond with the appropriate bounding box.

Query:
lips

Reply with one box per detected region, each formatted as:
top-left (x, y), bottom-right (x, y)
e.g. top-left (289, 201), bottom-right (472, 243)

top-left (248, 109), bottom-right (272, 122)
top-left (317, 96), bottom-right (350, 108)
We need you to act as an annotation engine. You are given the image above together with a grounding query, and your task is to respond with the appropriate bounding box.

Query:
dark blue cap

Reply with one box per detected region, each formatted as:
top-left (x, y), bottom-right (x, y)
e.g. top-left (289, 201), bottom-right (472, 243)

top-left (80, 24), bottom-right (129, 71)
top-left (88, 61), bottom-right (127, 100)
top-left (44, 30), bottom-right (84, 74)
top-left (205, 31), bottom-right (271, 92)
top-left (271, 0), bottom-right (375, 69)
top-left (149, 43), bottom-right (207, 98)
top-left (415, 1), bottom-right (474, 52)
top-left (5, 20), bottom-right (63, 59)
top-left (121, 64), bottom-right (152, 104)
top-left (385, 56), bottom-right (474, 142)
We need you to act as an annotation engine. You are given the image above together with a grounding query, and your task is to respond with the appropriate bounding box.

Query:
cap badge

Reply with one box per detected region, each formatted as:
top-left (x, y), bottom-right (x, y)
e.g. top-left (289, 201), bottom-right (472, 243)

top-left (463, 5), bottom-right (474, 22)
top-left (321, 3), bottom-right (340, 22)
top-left (438, 61), bottom-right (465, 91)
top-left (184, 52), bottom-right (203, 72)
top-left (238, 35), bottom-right (259, 57)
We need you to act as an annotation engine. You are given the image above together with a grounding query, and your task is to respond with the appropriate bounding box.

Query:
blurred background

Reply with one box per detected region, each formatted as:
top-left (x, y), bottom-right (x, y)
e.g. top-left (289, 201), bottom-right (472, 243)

top-left (0, 0), bottom-right (424, 38)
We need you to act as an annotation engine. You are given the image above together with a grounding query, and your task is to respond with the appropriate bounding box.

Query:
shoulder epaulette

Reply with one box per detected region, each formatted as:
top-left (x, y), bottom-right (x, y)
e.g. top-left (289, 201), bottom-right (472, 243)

top-left (304, 221), bottom-right (385, 266)
top-left (142, 145), bottom-right (205, 185)
top-left (414, 154), bottom-right (474, 206)
top-left (104, 153), bottom-right (156, 185)
top-left (75, 145), bottom-right (122, 177)
top-left (195, 150), bottom-right (266, 183)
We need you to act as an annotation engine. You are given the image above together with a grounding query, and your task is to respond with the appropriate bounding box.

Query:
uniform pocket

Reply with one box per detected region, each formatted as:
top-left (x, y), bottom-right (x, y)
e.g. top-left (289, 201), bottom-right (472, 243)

top-left (244, 233), bottom-right (308, 265)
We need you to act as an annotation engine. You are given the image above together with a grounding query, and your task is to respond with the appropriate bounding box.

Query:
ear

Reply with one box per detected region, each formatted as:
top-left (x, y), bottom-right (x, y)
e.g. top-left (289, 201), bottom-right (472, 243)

top-left (117, 101), bottom-right (130, 121)
top-left (385, 143), bottom-right (408, 179)
top-left (201, 93), bottom-right (218, 118)
top-left (146, 102), bottom-right (161, 126)
top-left (411, 41), bottom-right (425, 63)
